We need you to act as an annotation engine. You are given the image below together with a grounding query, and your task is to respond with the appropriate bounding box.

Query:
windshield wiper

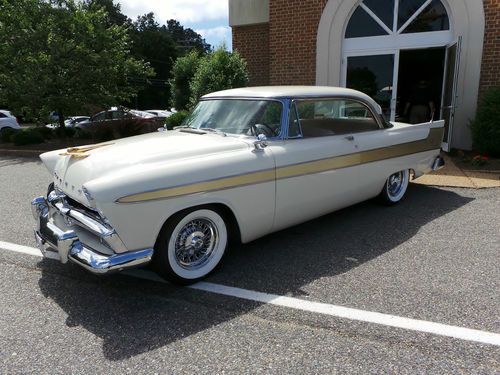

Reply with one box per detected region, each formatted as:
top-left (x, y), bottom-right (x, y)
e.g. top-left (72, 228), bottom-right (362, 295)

top-left (201, 127), bottom-right (227, 136)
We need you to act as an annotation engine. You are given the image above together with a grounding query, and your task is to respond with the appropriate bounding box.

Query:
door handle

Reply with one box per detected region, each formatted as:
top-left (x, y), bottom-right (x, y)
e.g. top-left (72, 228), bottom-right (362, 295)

top-left (344, 135), bottom-right (355, 141)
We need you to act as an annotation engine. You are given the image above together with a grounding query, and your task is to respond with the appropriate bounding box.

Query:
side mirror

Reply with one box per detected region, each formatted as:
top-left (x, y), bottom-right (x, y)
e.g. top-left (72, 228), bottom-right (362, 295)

top-left (253, 133), bottom-right (268, 152)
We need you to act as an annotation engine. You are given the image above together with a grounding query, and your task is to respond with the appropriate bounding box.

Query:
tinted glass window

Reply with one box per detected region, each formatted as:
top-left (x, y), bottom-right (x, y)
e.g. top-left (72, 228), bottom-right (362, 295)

top-left (398, 0), bottom-right (427, 30)
top-left (403, 0), bottom-right (449, 33)
top-left (346, 54), bottom-right (394, 120)
top-left (92, 112), bottom-right (106, 122)
top-left (345, 6), bottom-right (388, 38)
top-left (0, 113), bottom-right (6, 118)
top-left (363, 0), bottom-right (394, 29)
top-left (296, 99), bottom-right (379, 138)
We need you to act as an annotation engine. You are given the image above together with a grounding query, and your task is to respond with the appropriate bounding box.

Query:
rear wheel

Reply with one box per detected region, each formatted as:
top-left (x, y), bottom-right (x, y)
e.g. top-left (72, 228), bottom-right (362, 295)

top-left (379, 170), bottom-right (410, 205)
top-left (152, 208), bottom-right (228, 285)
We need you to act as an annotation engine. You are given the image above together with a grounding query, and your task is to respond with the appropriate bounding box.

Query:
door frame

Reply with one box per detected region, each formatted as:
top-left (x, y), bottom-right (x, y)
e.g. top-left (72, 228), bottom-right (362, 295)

top-left (439, 37), bottom-right (462, 152)
top-left (341, 49), bottom-right (400, 122)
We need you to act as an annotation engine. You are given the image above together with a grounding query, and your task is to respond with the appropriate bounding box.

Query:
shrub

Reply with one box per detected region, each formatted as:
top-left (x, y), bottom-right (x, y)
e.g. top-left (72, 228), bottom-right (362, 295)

top-left (164, 111), bottom-right (190, 130)
top-left (471, 87), bottom-right (500, 157)
top-left (190, 47), bottom-right (249, 105)
top-left (170, 51), bottom-right (201, 111)
top-left (11, 129), bottom-right (44, 146)
top-left (31, 126), bottom-right (54, 140)
top-left (0, 127), bottom-right (19, 143)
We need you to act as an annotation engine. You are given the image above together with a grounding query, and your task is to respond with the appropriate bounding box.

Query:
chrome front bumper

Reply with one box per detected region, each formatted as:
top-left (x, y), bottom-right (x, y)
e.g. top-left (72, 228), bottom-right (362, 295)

top-left (31, 195), bottom-right (153, 274)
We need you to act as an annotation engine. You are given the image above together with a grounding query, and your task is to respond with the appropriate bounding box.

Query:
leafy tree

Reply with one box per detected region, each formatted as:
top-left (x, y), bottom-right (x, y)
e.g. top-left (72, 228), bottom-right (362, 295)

top-left (167, 20), bottom-right (211, 54)
top-left (129, 13), bottom-right (178, 109)
top-left (190, 47), bottom-right (249, 105)
top-left (83, 0), bottom-right (130, 27)
top-left (0, 0), bottom-right (153, 126)
top-left (170, 51), bottom-right (201, 110)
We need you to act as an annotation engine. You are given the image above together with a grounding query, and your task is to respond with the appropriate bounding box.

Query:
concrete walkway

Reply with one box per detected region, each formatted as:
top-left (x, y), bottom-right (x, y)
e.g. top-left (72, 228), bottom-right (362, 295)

top-left (413, 154), bottom-right (500, 188)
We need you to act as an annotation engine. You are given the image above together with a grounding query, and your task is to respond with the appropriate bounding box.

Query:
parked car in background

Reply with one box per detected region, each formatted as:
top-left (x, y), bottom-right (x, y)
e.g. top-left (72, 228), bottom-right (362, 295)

top-left (0, 110), bottom-right (21, 133)
top-left (76, 107), bottom-right (163, 132)
top-left (46, 116), bottom-right (90, 129)
top-left (31, 86), bottom-right (445, 284)
top-left (146, 109), bottom-right (174, 121)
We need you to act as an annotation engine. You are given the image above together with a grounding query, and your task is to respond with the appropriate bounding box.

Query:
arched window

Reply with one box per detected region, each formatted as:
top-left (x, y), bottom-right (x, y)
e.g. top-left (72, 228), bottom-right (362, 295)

top-left (345, 0), bottom-right (449, 39)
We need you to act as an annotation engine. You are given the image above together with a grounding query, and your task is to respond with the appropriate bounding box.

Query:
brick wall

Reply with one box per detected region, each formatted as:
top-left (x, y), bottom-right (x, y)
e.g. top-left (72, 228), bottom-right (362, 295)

top-left (268, 0), bottom-right (327, 85)
top-left (479, 0), bottom-right (500, 96)
top-left (232, 23), bottom-right (270, 86)
top-left (233, 0), bottom-right (500, 92)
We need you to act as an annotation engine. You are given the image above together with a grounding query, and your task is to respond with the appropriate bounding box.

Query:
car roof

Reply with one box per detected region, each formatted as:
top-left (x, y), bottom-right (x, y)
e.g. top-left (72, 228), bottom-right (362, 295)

top-left (202, 86), bottom-right (382, 114)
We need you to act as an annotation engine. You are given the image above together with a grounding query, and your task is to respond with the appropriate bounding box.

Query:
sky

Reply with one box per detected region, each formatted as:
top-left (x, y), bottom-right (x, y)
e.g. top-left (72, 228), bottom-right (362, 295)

top-left (118, 0), bottom-right (232, 50)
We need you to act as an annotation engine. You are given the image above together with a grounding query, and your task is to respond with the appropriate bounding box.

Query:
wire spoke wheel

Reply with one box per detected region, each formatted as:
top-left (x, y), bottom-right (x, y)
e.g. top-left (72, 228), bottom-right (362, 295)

top-left (153, 208), bottom-right (228, 284)
top-left (174, 218), bottom-right (218, 270)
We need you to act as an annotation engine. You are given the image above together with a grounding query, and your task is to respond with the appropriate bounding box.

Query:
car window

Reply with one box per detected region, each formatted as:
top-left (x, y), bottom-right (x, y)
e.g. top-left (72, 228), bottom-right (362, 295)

top-left (295, 99), bottom-right (380, 138)
top-left (0, 112), bottom-right (6, 118)
top-left (92, 112), bottom-right (106, 122)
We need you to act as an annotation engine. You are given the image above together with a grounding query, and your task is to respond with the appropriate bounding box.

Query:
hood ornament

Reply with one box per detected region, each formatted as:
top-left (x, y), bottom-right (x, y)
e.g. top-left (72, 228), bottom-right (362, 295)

top-left (59, 143), bottom-right (114, 158)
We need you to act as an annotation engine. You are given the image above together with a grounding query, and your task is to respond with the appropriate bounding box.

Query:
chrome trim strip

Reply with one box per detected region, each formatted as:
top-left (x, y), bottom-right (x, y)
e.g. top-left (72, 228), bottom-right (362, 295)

top-left (117, 128), bottom-right (444, 204)
top-left (69, 244), bottom-right (153, 274)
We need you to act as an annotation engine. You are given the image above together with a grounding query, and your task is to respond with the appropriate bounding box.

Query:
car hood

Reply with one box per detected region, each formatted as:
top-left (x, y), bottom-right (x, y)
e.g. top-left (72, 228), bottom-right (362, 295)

top-left (40, 131), bottom-right (251, 205)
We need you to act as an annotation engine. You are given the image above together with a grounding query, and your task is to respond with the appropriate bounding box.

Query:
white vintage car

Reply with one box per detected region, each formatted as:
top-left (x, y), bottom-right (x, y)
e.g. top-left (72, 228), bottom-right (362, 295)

top-left (32, 86), bottom-right (445, 284)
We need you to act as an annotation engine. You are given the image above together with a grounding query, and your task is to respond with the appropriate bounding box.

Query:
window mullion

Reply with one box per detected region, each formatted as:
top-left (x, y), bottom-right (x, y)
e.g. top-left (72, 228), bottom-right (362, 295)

top-left (393, 0), bottom-right (399, 33)
top-left (397, 0), bottom-right (433, 34)
top-left (360, 3), bottom-right (393, 35)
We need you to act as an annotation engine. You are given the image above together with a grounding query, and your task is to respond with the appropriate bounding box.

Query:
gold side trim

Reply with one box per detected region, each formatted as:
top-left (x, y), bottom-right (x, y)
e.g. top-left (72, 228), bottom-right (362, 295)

top-left (117, 128), bottom-right (444, 203)
top-left (118, 169), bottom-right (276, 203)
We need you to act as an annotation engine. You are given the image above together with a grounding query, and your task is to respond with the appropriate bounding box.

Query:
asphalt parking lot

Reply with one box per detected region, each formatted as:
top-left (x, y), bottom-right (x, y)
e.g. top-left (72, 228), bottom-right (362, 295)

top-left (0, 155), bottom-right (499, 374)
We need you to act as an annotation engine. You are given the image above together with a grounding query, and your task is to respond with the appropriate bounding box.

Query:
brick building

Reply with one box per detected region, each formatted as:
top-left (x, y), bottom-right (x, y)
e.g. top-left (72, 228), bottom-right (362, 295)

top-left (229, 0), bottom-right (500, 151)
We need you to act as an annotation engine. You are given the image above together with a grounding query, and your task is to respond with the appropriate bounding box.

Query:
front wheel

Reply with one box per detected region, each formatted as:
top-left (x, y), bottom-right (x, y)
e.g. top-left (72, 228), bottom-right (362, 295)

top-left (379, 170), bottom-right (410, 205)
top-left (152, 208), bottom-right (228, 285)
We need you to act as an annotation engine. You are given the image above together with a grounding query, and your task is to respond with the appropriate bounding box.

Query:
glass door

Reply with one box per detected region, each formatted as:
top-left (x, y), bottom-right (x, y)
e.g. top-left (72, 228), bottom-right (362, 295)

top-left (440, 37), bottom-right (462, 151)
top-left (345, 53), bottom-right (397, 121)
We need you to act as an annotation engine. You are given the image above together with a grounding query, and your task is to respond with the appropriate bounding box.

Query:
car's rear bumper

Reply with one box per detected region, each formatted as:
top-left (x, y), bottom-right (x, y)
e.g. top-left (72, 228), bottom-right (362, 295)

top-left (31, 195), bottom-right (153, 274)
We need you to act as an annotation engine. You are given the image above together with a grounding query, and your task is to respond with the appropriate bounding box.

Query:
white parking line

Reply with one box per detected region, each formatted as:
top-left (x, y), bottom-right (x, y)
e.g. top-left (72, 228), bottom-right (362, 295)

top-left (1, 241), bottom-right (499, 347)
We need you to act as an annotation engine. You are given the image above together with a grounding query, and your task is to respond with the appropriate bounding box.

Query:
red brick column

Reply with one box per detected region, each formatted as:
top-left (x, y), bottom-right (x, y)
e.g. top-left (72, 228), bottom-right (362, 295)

top-left (479, 0), bottom-right (500, 95)
top-left (232, 23), bottom-right (270, 86)
top-left (268, 0), bottom-right (328, 85)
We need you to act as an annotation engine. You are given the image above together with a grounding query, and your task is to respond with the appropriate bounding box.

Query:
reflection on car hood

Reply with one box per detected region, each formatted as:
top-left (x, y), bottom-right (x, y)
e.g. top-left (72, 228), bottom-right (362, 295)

top-left (42, 131), bottom-right (251, 205)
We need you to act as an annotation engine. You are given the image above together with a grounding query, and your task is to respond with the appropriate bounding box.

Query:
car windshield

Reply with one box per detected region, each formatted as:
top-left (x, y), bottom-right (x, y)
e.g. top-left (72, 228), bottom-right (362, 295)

top-left (182, 99), bottom-right (283, 137)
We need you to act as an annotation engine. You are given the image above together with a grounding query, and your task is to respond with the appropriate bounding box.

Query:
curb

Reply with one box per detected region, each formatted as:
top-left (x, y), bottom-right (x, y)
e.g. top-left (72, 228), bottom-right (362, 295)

top-left (0, 149), bottom-right (45, 158)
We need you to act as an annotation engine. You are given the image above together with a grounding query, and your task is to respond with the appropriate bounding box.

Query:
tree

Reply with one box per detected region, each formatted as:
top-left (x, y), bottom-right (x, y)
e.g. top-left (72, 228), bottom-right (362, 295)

top-left (129, 13), bottom-right (178, 109)
top-left (170, 51), bottom-right (201, 110)
top-left (0, 0), bottom-right (152, 126)
top-left (83, 0), bottom-right (130, 27)
top-left (190, 47), bottom-right (249, 105)
top-left (166, 20), bottom-right (211, 55)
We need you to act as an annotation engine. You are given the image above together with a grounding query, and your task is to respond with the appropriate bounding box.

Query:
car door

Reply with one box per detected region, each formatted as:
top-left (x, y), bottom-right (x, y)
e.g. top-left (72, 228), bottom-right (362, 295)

top-left (271, 98), bottom-right (361, 232)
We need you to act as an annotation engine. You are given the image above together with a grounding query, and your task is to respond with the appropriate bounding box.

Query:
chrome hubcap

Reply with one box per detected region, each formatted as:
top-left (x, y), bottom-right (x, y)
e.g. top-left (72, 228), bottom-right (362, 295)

top-left (387, 171), bottom-right (405, 197)
top-left (174, 218), bottom-right (218, 270)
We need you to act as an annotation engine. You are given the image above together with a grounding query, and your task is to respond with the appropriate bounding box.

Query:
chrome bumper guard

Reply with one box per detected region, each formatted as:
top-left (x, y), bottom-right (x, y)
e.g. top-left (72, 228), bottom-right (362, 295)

top-left (31, 195), bottom-right (153, 274)
top-left (432, 156), bottom-right (445, 171)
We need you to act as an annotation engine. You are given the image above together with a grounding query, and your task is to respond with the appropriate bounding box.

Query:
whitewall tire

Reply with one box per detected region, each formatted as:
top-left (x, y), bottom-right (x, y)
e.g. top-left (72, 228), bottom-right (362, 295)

top-left (153, 208), bottom-right (228, 284)
top-left (379, 170), bottom-right (410, 205)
